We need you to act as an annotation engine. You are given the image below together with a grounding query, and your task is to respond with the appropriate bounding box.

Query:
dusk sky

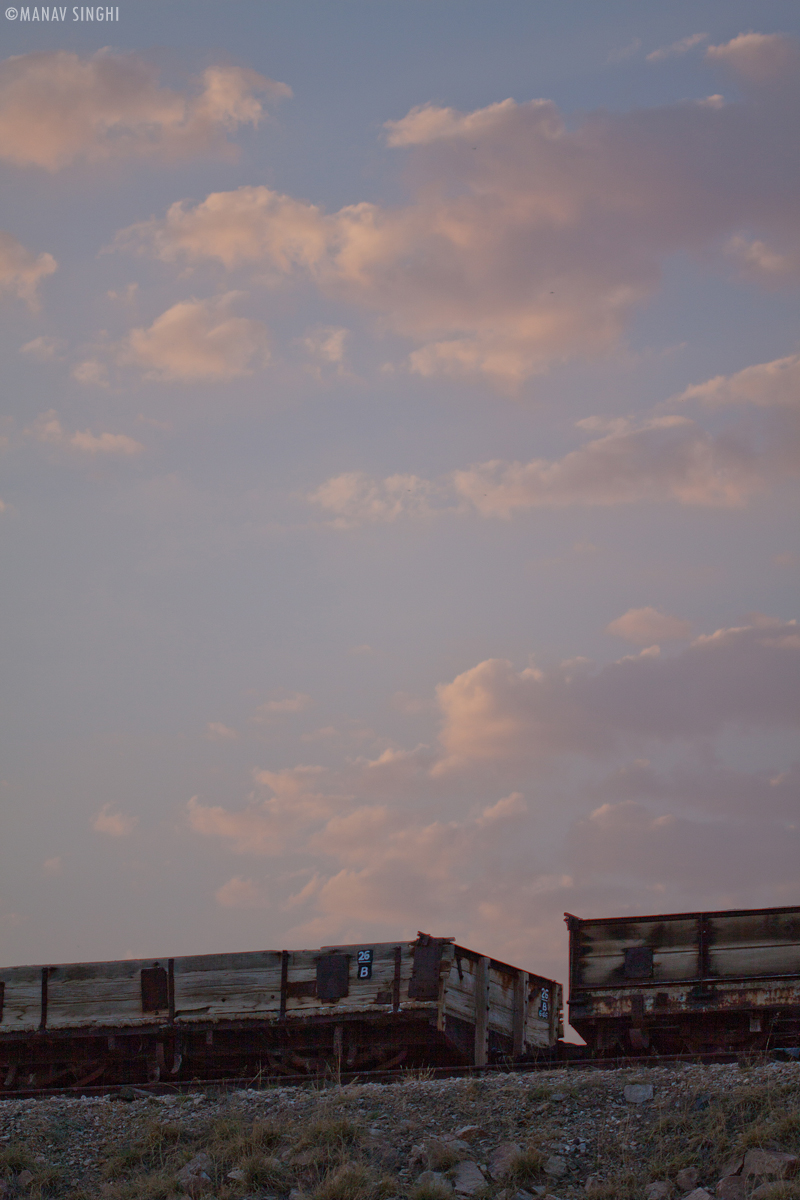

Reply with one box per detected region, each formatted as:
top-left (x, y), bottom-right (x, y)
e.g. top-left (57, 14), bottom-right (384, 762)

top-left (1, 1), bottom-right (798, 1002)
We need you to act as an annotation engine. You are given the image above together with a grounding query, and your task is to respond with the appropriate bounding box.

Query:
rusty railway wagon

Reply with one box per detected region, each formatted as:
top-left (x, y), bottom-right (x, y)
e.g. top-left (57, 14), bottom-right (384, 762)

top-left (566, 905), bottom-right (800, 1056)
top-left (0, 934), bottom-right (562, 1090)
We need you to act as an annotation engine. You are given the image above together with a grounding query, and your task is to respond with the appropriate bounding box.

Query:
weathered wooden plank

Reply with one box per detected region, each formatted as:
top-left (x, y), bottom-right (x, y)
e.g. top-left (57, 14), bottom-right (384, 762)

top-left (473, 956), bottom-right (489, 1067)
top-left (512, 971), bottom-right (528, 1056)
top-left (0, 966), bottom-right (41, 1032)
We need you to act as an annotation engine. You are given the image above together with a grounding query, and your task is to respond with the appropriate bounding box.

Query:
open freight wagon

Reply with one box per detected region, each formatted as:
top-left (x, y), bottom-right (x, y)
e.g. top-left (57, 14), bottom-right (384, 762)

top-left (0, 934), bottom-right (562, 1090)
top-left (566, 905), bottom-right (800, 1056)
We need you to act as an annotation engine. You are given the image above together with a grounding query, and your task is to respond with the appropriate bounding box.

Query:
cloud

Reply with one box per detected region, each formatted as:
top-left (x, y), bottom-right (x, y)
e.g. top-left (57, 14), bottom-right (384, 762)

top-left (121, 293), bottom-right (270, 382)
top-left (646, 33), bottom-right (708, 63)
top-left (433, 620), bottom-right (800, 772)
top-left (0, 231), bottom-right (56, 308)
top-left (215, 876), bottom-right (268, 908)
top-left (205, 722), bottom-right (240, 742)
top-left (706, 32), bottom-right (800, 85)
top-left (42, 856), bottom-right (62, 876)
top-left (606, 607), bottom-right (693, 645)
top-left (121, 41), bottom-right (800, 385)
top-left (20, 335), bottom-right (65, 359)
top-left (255, 693), bottom-right (313, 720)
top-left (0, 52), bottom-right (290, 171)
top-left (678, 353), bottom-right (800, 407)
top-left (311, 413), bottom-right (773, 524)
top-left (186, 618), bottom-right (799, 968)
top-left (606, 39), bottom-right (642, 65)
top-left (725, 235), bottom-right (800, 284)
top-left (72, 359), bottom-right (109, 387)
top-left (302, 326), bottom-right (348, 366)
top-left (29, 410), bottom-right (143, 455)
top-left (93, 805), bottom-right (138, 836)
top-left (451, 416), bottom-right (765, 514)
top-left (309, 471), bottom-right (440, 527)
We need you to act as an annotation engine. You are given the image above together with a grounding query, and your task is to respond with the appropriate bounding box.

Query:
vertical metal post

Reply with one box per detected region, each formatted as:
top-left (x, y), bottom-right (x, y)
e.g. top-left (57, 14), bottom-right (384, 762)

top-left (168, 958), bottom-right (175, 1023)
top-left (698, 914), bottom-right (710, 979)
top-left (279, 950), bottom-right (289, 1019)
top-left (512, 970), bottom-right (528, 1057)
top-left (392, 945), bottom-right (402, 1012)
top-left (39, 968), bottom-right (49, 1030)
top-left (474, 956), bottom-right (489, 1067)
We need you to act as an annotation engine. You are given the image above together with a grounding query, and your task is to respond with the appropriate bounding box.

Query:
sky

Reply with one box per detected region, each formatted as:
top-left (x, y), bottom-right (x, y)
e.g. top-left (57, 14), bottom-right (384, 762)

top-left (0, 1), bottom-right (798, 1011)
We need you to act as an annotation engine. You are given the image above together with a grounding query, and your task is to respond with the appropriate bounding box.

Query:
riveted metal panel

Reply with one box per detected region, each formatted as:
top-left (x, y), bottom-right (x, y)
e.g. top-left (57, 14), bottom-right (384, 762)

top-left (140, 966), bottom-right (169, 1013)
top-left (316, 954), bottom-right (349, 1001)
top-left (408, 934), bottom-right (443, 1000)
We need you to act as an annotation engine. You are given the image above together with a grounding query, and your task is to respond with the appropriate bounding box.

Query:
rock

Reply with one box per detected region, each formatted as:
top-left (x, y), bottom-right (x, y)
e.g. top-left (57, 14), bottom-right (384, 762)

top-left (683, 1192), bottom-right (713, 1200)
top-left (426, 1138), bottom-right (469, 1170)
top-left (452, 1161), bottom-right (486, 1196)
top-left (455, 1127), bottom-right (484, 1143)
top-left (16, 1171), bottom-right (34, 1188)
top-left (751, 1185), bottom-right (793, 1199)
top-left (624, 1083), bottom-right (654, 1104)
top-left (743, 1151), bottom-right (800, 1180)
top-left (677, 1169), bottom-right (700, 1192)
top-left (544, 1156), bottom-right (567, 1178)
top-left (417, 1171), bottom-right (454, 1194)
top-left (550, 1093), bottom-right (567, 1103)
top-left (645, 1183), bottom-right (673, 1199)
top-left (718, 1156), bottom-right (745, 1181)
top-left (716, 1179), bottom-right (745, 1200)
top-left (488, 1143), bottom-right (523, 1180)
top-left (226, 1169), bottom-right (246, 1181)
top-left (175, 1151), bottom-right (214, 1196)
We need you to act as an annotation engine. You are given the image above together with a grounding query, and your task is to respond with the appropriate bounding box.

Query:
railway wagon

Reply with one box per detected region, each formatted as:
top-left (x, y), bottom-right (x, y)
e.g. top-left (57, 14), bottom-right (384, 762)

top-left (566, 905), bottom-right (800, 1056)
top-left (0, 933), bottom-right (562, 1090)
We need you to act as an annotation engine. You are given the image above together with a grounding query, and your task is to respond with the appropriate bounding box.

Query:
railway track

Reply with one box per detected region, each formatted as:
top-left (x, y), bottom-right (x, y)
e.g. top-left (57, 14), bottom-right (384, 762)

top-left (0, 1048), bottom-right (775, 1102)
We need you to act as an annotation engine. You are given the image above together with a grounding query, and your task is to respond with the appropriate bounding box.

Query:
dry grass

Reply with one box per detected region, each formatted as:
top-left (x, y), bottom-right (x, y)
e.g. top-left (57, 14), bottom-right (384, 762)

top-left (501, 1145), bottom-right (546, 1187)
top-left (4, 1065), bottom-right (800, 1200)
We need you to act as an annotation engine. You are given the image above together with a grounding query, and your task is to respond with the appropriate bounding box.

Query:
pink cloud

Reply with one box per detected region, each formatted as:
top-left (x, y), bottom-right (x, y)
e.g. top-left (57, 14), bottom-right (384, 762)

top-left (121, 40), bottom-right (800, 385)
top-left (0, 52), bottom-right (290, 171)
top-left (0, 230), bottom-right (56, 309)
top-left (434, 620), bottom-right (800, 772)
top-left (606, 607), bottom-right (693, 645)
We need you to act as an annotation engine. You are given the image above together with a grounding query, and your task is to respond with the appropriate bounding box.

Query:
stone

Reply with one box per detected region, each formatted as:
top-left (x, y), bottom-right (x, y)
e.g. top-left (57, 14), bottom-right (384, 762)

top-left (743, 1151), bottom-right (800, 1180)
top-left (544, 1156), bottom-right (567, 1178)
top-left (488, 1143), bottom-right (523, 1180)
top-left (718, 1156), bottom-right (745, 1181)
top-left (584, 1177), bottom-right (602, 1195)
top-left (624, 1083), bottom-right (654, 1104)
top-left (16, 1172), bottom-right (34, 1188)
top-left (751, 1185), bottom-right (792, 1199)
top-left (452, 1161), bottom-right (486, 1196)
top-left (226, 1169), bottom-right (246, 1181)
top-left (417, 1171), bottom-right (454, 1194)
top-left (455, 1127), bottom-right (484, 1143)
top-left (426, 1138), bottom-right (469, 1170)
top-left (683, 1192), bottom-right (712, 1200)
top-left (677, 1169), bottom-right (700, 1192)
top-left (715, 1179), bottom-right (745, 1200)
top-left (645, 1183), bottom-right (673, 1199)
top-left (175, 1152), bottom-right (214, 1196)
